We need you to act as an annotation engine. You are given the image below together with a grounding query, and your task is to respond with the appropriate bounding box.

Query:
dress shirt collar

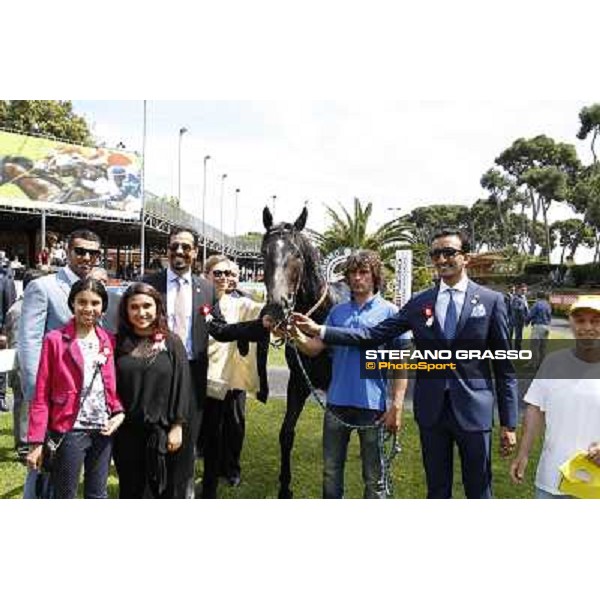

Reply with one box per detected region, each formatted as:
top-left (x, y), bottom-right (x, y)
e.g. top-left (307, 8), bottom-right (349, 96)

top-left (63, 265), bottom-right (81, 285)
top-left (167, 267), bottom-right (192, 286)
top-left (439, 273), bottom-right (469, 295)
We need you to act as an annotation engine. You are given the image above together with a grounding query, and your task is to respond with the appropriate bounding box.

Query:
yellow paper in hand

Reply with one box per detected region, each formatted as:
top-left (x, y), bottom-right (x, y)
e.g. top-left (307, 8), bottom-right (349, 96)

top-left (558, 451), bottom-right (600, 499)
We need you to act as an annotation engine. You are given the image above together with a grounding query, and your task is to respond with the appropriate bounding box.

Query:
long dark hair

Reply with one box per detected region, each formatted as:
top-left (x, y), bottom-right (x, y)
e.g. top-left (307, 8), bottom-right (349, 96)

top-left (116, 282), bottom-right (169, 357)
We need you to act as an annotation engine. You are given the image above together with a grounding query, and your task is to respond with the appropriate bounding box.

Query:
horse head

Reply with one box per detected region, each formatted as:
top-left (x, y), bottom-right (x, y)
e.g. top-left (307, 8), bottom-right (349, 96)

top-left (261, 205), bottom-right (313, 322)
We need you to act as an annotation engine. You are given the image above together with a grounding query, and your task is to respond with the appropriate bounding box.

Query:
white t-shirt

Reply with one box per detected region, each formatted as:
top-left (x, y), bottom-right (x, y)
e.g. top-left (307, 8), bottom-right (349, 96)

top-left (524, 349), bottom-right (600, 494)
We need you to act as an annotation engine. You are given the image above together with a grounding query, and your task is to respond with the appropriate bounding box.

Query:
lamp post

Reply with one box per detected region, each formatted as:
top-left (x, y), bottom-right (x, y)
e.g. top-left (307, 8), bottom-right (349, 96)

top-left (139, 100), bottom-right (147, 277)
top-left (233, 188), bottom-right (240, 256)
top-left (201, 155), bottom-right (211, 268)
top-left (220, 173), bottom-right (228, 252)
top-left (177, 127), bottom-right (188, 203)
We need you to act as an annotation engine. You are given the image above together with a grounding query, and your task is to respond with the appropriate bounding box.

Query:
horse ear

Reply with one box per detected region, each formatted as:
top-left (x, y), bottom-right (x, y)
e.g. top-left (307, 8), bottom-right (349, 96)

top-left (294, 206), bottom-right (308, 231)
top-left (263, 206), bottom-right (273, 230)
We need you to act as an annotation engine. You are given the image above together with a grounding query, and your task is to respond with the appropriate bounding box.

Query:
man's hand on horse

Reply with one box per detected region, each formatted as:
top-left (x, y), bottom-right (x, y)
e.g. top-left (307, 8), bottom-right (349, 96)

top-left (262, 315), bottom-right (290, 339)
top-left (291, 313), bottom-right (322, 338)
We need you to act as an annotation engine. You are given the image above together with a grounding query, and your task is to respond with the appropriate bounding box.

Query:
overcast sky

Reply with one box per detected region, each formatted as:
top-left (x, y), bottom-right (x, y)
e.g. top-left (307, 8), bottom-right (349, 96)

top-left (73, 100), bottom-right (596, 243)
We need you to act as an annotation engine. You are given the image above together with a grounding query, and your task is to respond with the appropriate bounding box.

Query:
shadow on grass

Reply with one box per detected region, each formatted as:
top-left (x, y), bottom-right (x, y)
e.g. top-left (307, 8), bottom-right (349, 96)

top-left (0, 484), bottom-right (24, 499)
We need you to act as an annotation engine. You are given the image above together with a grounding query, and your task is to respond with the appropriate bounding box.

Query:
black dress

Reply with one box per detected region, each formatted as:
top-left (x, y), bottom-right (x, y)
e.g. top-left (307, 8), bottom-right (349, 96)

top-left (113, 333), bottom-right (192, 499)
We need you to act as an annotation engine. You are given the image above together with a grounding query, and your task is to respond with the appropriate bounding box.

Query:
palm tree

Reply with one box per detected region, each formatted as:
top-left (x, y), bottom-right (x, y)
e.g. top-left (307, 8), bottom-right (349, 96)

top-left (312, 197), bottom-right (414, 264)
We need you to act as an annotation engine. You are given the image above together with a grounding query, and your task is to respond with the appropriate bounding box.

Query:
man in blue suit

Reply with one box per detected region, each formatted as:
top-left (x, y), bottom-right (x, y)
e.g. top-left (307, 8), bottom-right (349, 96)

top-left (18, 229), bottom-right (102, 498)
top-left (294, 229), bottom-right (518, 498)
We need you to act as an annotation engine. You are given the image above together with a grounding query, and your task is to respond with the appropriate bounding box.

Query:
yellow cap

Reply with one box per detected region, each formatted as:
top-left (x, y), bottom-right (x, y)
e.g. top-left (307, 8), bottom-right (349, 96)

top-left (569, 295), bottom-right (600, 314)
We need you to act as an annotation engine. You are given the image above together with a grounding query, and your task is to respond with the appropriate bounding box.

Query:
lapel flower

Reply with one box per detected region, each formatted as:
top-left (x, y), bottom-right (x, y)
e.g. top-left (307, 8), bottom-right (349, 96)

top-left (94, 346), bottom-right (111, 367)
top-left (152, 332), bottom-right (167, 352)
top-left (471, 294), bottom-right (480, 306)
top-left (422, 304), bottom-right (434, 327)
top-left (199, 303), bottom-right (214, 323)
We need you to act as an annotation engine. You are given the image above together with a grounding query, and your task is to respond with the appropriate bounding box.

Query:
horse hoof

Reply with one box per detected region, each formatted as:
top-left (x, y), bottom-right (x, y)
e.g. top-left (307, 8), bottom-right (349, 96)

top-left (278, 488), bottom-right (293, 499)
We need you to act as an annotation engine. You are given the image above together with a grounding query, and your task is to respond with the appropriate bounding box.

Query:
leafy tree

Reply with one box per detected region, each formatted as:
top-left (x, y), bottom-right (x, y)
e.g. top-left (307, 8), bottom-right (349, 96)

top-left (550, 218), bottom-right (594, 263)
top-left (479, 168), bottom-right (516, 246)
top-left (569, 163), bottom-right (600, 261)
top-left (577, 103), bottom-right (600, 163)
top-left (0, 100), bottom-right (93, 145)
top-left (495, 135), bottom-right (581, 259)
top-left (405, 204), bottom-right (471, 247)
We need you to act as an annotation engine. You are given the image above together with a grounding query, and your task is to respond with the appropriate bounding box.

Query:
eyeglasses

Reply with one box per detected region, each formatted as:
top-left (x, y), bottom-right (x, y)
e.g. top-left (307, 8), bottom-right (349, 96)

top-left (169, 242), bottom-right (193, 254)
top-left (72, 247), bottom-right (101, 259)
top-left (212, 270), bottom-right (233, 278)
top-left (429, 247), bottom-right (464, 259)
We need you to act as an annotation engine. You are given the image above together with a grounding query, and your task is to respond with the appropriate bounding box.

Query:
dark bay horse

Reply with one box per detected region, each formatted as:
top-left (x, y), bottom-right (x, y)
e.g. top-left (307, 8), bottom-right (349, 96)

top-left (261, 206), bottom-right (348, 498)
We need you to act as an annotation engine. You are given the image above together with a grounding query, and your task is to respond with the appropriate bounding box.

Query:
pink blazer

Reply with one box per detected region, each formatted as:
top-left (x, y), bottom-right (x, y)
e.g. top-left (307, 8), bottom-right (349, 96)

top-left (28, 319), bottom-right (123, 443)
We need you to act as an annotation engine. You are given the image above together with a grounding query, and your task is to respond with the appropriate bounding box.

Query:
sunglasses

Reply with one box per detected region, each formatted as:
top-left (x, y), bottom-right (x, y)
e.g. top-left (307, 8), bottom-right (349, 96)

top-left (169, 242), bottom-right (194, 253)
top-left (72, 247), bottom-right (101, 259)
top-left (429, 247), bottom-right (464, 259)
top-left (212, 270), bottom-right (234, 278)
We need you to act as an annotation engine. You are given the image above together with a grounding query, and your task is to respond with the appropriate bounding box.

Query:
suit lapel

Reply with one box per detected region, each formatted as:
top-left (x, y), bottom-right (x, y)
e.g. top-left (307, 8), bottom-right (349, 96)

top-left (429, 285), bottom-right (447, 341)
top-left (191, 275), bottom-right (202, 321)
top-left (56, 268), bottom-right (72, 300)
top-left (455, 279), bottom-right (477, 339)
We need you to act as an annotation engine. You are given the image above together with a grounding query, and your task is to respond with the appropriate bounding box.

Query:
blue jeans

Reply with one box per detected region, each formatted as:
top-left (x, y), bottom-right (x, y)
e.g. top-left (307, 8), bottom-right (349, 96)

top-left (23, 470), bottom-right (53, 499)
top-left (535, 487), bottom-right (574, 499)
top-left (52, 430), bottom-right (113, 499)
top-left (323, 406), bottom-right (385, 499)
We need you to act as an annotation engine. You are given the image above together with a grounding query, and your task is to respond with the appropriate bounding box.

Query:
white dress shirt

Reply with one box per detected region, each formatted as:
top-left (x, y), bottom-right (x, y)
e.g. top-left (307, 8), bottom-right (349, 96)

top-left (436, 274), bottom-right (469, 331)
top-left (166, 267), bottom-right (193, 359)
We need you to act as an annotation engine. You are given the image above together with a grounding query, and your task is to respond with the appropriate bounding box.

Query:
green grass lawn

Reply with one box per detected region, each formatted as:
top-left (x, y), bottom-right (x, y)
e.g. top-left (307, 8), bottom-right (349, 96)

top-left (0, 401), bottom-right (541, 499)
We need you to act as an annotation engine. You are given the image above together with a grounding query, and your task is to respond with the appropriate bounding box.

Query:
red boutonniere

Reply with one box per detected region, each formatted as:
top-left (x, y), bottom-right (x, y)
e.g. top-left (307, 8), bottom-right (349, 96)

top-left (422, 304), bottom-right (434, 327)
top-left (94, 346), bottom-right (111, 367)
top-left (199, 304), bottom-right (213, 323)
top-left (152, 332), bottom-right (167, 352)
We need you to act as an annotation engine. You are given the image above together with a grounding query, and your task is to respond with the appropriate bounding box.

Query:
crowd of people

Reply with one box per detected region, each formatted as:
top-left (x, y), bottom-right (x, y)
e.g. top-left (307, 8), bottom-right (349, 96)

top-left (0, 225), bottom-right (599, 499)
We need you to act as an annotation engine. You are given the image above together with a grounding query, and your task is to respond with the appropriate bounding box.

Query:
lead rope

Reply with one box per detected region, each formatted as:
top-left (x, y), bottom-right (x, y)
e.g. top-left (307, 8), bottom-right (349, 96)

top-left (288, 340), bottom-right (402, 497)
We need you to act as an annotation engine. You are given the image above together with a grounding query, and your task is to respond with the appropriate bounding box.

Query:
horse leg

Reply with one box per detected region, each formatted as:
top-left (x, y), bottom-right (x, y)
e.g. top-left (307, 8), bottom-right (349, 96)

top-left (278, 373), bottom-right (309, 499)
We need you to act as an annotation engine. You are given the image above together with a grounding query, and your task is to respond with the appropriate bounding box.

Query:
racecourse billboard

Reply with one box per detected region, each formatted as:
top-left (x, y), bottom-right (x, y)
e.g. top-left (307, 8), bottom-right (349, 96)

top-left (0, 130), bottom-right (141, 219)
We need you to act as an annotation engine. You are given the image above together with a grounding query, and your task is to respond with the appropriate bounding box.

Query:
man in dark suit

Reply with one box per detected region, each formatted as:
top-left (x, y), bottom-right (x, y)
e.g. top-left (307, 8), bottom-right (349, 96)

top-left (294, 229), bottom-right (518, 499)
top-left (144, 228), bottom-right (268, 498)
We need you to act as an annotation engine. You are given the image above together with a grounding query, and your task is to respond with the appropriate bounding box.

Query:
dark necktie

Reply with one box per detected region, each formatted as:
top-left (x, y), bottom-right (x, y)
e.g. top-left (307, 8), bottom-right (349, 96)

top-left (444, 288), bottom-right (458, 341)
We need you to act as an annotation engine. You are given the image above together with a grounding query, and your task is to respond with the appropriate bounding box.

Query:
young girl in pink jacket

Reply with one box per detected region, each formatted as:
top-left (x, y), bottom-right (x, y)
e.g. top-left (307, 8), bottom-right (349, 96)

top-left (26, 278), bottom-right (124, 498)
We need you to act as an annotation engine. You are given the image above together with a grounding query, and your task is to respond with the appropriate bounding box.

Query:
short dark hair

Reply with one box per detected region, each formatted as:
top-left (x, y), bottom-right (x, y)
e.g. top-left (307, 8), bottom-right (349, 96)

top-left (169, 227), bottom-right (198, 248)
top-left (67, 229), bottom-right (101, 249)
top-left (431, 229), bottom-right (471, 254)
top-left (116, 282), bottom-right (169, 355)
top-left (343, 250), bottom-right (384, 293)
top-left (68, 277), bottom-right (109, 313)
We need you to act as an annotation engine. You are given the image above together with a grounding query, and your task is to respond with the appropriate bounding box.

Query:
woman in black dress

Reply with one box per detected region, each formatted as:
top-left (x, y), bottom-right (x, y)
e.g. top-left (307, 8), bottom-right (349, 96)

top-left (113, 282), bottom-right (191, 498)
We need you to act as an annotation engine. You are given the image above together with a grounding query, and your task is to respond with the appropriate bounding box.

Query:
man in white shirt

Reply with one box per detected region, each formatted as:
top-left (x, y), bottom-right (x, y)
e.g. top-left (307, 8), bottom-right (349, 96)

top-left (511, 295), bottom-right (600, 498)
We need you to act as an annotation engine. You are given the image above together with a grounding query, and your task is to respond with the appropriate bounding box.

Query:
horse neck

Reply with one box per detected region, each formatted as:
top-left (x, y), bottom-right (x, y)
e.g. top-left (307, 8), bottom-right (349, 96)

top-left (294, 274), bottom-right (332, 324)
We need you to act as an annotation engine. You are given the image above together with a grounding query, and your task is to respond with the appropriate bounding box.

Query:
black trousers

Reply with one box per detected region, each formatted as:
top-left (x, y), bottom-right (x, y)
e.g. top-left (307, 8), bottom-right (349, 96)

top-left (201, 389), bottom-right (246, 498)
top-left (113, 422), bottom-right (179, 499)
